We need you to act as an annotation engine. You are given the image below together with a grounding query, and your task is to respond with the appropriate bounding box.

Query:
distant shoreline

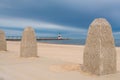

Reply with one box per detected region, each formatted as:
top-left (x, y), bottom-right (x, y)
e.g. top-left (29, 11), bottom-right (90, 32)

top-left (6, 39), bottom-right (120, 47)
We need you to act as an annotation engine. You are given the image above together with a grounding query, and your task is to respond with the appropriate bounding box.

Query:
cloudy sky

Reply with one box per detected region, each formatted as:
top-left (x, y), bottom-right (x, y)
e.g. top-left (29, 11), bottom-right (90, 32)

top-left (0, 0), bottom-right (120, 39)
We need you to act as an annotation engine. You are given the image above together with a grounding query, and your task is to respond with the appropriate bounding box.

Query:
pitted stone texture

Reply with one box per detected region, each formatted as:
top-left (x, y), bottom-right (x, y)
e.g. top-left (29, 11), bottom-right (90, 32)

top-left (0, 30), bottom-right (7, 51)
top-left (20, 27), bottom-right (38, 57)
top-left (83, 18), bottom-right (116, 75)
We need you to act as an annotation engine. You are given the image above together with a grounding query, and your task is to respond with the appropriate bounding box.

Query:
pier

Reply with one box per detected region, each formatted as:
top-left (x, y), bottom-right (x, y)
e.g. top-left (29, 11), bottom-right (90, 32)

top-left (6, 36), bottom-right (69, 41)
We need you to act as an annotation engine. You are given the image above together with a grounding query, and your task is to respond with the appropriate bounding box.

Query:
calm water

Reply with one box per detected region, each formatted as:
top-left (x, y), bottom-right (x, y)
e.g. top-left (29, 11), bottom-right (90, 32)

top-left (38, 39), bottom-right (120, 47)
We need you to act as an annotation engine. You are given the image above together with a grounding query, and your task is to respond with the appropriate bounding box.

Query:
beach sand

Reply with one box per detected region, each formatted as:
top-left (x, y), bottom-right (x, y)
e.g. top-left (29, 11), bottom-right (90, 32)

top-left (0, 41), bottom-right (120, 80)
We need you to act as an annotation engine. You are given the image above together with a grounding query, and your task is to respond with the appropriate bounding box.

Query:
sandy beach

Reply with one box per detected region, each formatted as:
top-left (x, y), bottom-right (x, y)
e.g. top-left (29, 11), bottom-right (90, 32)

top-left (0, 41), bottom-right (120, 80)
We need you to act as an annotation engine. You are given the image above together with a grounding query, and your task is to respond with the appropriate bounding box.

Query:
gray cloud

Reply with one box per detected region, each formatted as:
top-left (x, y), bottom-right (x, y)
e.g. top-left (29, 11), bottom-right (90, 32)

top-left (0, 0), bottom-right (120, 38)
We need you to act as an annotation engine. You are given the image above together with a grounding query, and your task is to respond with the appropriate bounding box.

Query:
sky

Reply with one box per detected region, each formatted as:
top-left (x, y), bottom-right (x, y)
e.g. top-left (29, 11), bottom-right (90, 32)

top-left (0, 0), bottom-right (120, 39)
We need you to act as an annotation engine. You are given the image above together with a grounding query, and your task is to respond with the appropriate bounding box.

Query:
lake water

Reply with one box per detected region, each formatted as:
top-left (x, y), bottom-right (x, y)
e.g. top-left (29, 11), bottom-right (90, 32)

top-left (38, 39), bottom-right (120, 47)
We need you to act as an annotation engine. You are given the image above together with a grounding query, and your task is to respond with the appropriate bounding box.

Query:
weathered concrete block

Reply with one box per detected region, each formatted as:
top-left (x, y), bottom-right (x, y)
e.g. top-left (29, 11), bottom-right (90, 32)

top-left (83, 18), bottom-right (116, 75)
top-left (20, 27), bottom-right (38, 57)
top-left (0, 30), bottom-right (7, 51)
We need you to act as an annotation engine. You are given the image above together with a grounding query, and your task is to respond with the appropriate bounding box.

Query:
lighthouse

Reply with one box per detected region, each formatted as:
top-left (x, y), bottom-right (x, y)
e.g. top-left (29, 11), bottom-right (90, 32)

top-left (57, 33), bottom-right (63, 40)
